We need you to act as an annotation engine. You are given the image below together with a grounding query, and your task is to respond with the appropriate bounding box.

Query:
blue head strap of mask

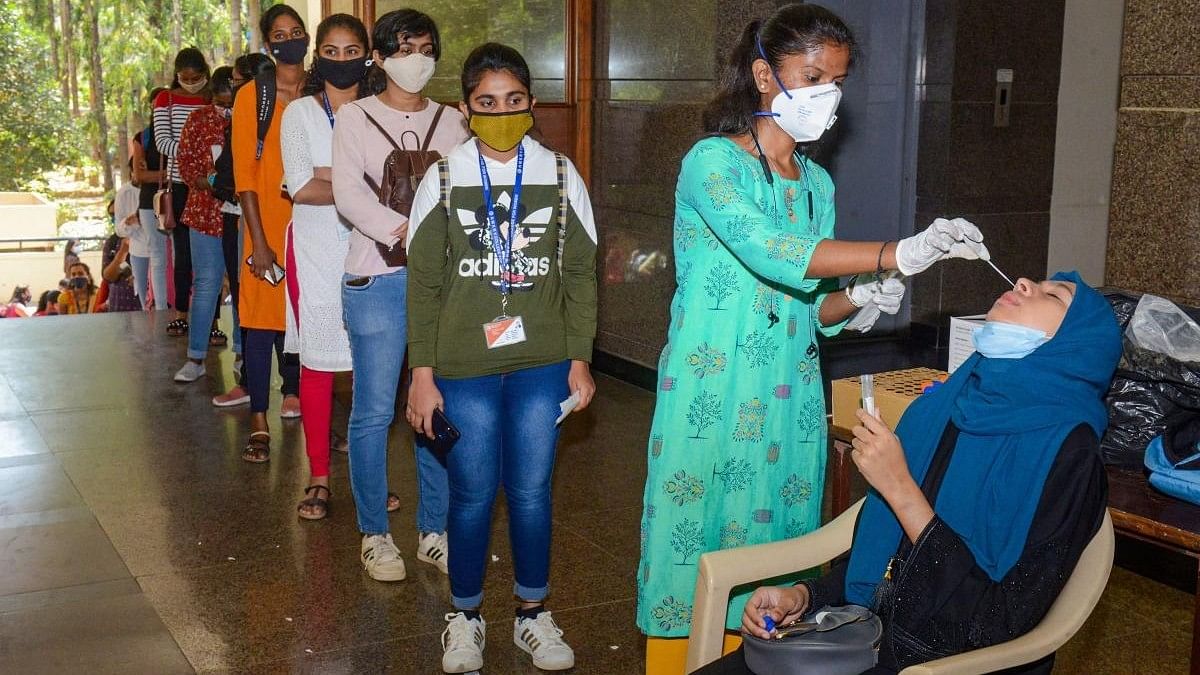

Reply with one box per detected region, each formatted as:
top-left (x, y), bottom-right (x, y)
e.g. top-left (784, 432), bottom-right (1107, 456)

top-left (756, 35), bottom-right (793, 102)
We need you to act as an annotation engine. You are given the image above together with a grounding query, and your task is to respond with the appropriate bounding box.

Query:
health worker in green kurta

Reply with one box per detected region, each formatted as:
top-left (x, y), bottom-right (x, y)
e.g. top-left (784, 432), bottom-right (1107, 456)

top-left (637, 3), bottom-right (992, 664)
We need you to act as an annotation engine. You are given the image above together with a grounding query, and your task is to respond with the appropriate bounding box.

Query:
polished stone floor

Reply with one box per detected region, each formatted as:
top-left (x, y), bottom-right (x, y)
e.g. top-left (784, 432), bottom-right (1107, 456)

top-left (0, 310), bottom-right (1192, 674)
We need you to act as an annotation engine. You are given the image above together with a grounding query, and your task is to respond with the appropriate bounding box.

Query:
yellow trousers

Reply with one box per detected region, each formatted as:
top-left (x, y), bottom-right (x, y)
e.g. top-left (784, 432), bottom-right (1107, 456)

top-left (645, 634), bottom-right (742, 675)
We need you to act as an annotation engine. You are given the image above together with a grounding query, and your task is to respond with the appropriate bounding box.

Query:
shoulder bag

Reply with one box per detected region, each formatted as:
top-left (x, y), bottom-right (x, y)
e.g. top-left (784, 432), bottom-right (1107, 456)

top-left (740, 604), bottom-right (883, 675)
top-left (153, 92), bottom-right (177, 233)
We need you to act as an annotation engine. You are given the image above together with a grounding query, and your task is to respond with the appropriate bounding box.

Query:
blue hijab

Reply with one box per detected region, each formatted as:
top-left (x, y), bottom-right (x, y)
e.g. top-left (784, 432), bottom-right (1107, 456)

top-left (844, 272), bottom-right (1122, 606)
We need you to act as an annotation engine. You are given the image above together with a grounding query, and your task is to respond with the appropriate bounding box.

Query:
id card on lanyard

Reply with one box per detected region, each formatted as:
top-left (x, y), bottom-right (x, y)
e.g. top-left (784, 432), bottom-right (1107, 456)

top-left (479, 141), bottom-right (528, 349)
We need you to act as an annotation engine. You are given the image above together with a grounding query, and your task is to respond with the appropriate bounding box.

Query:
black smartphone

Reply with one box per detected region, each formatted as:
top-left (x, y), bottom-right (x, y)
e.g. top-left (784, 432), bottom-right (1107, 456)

top-left (428, 408), bottom-right (461, 454)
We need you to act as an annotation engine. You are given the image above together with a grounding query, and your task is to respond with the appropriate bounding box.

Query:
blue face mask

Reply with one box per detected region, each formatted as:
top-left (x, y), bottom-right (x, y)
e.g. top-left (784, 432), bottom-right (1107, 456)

top-left (973, 321), bottom-right (1050, 359)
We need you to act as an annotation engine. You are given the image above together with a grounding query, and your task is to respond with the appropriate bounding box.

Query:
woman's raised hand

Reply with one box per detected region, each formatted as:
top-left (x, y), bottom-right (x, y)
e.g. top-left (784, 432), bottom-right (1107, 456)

top-left (895, 217), bottom-right (989, 276)
top-left (850, 409), bottom-right (915, 500)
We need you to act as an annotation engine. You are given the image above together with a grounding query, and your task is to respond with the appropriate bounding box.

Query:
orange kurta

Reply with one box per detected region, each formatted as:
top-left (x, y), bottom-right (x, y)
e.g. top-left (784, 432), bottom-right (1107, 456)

top-left (232, 82), bottom-right (291, 331)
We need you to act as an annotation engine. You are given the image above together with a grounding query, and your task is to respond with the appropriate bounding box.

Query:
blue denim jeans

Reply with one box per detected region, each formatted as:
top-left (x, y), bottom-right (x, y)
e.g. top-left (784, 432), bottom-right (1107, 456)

top-left (186, 228), bottom-right (225, 360)
top-left (137, 209), bottom-right (170, 310)
top-left (439, 360), bottom-right (570, 609)
top-left (129, 254), bottom-right (149, 309)
top-left (342, 269), bottom-right (447, 536)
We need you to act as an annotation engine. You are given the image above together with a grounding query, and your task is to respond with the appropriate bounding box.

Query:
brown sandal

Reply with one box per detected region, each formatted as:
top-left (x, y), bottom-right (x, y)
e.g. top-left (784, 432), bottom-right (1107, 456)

top-left (241, 431), bottom-right (271, 463)
top-left (298, 485), bottom-right (331, 520)
top-left (387, 491), bottom-right (401, 513)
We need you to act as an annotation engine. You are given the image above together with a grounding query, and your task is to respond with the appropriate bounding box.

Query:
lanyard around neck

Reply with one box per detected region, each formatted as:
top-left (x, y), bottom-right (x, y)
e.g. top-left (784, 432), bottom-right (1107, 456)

top-left (321, 92), bottom-right (335, 128)
top-left (477, 141), bottom-right (525, 305)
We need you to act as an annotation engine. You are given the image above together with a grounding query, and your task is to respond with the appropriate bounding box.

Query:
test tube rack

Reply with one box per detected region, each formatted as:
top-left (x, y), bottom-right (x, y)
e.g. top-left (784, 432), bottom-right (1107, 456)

top-left (830, 367), bottom-right (949, 431)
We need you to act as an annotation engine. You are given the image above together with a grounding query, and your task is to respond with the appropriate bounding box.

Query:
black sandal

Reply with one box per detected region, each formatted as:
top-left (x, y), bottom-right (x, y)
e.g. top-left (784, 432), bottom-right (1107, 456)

top-left (209, 329), bottom-right (228, 347)
top-left (166, 318), bottom-right (188, 337)
top-left (241, 431), bottom-right (271, 463)
top-left (387, 491), bottom-right (401, 513)
top-left (298, 485), bottom-right (331, 520)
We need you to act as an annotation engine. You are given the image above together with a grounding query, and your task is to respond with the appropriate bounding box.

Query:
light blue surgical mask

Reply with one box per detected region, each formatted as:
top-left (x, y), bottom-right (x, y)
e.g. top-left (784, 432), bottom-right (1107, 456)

top-left (973, 321), bottom-right (1049, 359)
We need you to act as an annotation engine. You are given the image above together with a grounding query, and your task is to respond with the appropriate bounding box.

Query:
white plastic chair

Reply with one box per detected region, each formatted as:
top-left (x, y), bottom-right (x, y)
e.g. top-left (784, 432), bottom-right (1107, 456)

top-left (686, 499), bottom-right (1115, 674)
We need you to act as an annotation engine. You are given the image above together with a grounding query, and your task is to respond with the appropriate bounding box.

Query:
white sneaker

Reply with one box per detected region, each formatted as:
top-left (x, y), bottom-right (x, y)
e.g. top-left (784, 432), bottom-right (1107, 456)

top-left (441, 612), bottom-right (486, 673)
top-left (514, 611), bottom-right (575, 670)
top-left (174, 361), bottom-right (206, 383)
top-left (417, 531), bottom-right (449, 574)
top-left (360, 534), bottom-right (406, 581)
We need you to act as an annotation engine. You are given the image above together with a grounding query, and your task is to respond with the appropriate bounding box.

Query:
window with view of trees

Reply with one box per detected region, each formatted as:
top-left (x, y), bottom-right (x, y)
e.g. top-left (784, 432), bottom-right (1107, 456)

top-left (373, 0), bottom-right (566, 103)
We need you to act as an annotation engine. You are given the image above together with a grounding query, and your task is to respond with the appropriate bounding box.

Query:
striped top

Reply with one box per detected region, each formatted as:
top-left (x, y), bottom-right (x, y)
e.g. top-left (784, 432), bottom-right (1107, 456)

top-left (153, 90), bottom-right (208, 183)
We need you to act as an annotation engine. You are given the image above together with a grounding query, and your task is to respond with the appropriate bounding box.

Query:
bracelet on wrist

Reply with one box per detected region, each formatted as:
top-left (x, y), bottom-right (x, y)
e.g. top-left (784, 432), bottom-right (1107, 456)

top-left (845, 282), bottom-right (865, 308)
top-left (876, 241), bottom-right (890, 278)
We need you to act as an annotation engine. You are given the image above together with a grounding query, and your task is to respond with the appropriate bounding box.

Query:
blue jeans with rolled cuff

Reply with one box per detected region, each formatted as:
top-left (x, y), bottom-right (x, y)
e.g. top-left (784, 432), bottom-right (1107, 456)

top-left (439, 359), bottom-right (570, 609)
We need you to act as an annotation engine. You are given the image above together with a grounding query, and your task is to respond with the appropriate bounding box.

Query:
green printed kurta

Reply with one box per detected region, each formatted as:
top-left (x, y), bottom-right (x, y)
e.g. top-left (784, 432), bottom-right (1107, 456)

top-left (636, 137), bottom-right (847, 637)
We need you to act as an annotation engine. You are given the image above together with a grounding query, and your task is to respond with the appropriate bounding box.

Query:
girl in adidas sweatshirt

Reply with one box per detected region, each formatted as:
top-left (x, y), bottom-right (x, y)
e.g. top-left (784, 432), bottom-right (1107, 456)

top-left (406, 43), bottom-right (597, 674)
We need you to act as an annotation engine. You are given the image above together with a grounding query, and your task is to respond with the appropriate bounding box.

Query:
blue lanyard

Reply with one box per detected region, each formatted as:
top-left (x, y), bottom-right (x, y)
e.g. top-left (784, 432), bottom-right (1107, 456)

top-left (320, 92), bottom-right (335, 128)
top-left (477, 141), bottom-right (524, 297)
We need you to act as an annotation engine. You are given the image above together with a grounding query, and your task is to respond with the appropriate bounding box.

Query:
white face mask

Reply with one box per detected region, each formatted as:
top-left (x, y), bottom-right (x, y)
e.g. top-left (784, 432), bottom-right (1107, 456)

top-left (180, 77), bottom-right (208, 94)
top-left (754, 39), bottom-right (842, 143)
top-left (381, 53), bottom-right (435, 94)
top-left (762, 82), bottom-right (842, 143)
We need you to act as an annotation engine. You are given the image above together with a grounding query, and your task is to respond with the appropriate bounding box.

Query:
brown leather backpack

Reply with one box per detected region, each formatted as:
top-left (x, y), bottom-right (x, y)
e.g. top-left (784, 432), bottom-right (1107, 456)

top-left (357, 103), bottom-right (447, 267)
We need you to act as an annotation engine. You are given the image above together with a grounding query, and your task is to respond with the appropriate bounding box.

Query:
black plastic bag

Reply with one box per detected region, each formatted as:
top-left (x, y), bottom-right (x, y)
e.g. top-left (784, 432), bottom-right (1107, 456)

top-left (1100, 292), bottom-right (1200, 466)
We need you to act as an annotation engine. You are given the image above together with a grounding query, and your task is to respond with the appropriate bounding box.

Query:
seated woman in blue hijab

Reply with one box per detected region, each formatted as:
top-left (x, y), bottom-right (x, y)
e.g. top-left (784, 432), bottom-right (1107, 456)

top-left (699, 271), bottom-right (1122, 674)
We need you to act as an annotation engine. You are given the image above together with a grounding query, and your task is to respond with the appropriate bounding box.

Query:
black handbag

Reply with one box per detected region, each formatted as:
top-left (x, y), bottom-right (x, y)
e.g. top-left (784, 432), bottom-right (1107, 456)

top-left (741, 604), bottom-right (882, 675)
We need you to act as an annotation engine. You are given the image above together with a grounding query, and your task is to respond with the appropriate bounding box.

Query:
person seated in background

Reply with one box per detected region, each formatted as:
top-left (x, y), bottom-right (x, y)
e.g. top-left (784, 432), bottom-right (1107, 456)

top-left (34, 291), bottom-right (60, 316)
top-left (58, 263), bottom-right (98, 315)
top-left (699, 272), bottom-right (1122, 675)
top-left (0, 286), bottom-right (31, 318)
top-left (100, 233), bottom-right (142, 313)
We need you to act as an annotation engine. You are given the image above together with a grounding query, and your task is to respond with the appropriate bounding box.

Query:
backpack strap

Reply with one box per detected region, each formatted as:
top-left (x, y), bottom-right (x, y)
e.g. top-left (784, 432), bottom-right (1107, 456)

top-left (254, 73), bottom-right (277, 160)
top-left (554, 152), bottom-right (568, 272)
top-left (363, 172), bottom-right (383, 199)
top-left (356, 105), bottom-right (403, 151)
top-left (420, 104), bottom-right (447, 152)
top-left (437, 157), bottom-right (451, 214)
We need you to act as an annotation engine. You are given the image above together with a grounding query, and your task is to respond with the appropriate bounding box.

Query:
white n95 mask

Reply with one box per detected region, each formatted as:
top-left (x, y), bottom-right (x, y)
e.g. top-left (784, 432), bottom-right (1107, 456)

top-left (760, 82), bottom-right (842, 143)
top-left (382, 53), bottom-right (435, 93)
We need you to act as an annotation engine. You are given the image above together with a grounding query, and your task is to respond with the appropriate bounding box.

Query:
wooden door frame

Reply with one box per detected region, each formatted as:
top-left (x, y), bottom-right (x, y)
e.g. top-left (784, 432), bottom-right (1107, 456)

top-left (331, 0), bottom-right (594, 182)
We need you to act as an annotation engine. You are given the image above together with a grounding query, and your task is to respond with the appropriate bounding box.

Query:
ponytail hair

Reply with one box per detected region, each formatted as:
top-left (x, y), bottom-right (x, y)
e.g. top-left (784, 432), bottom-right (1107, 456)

top-left (702, 3), bottom-right (856, 135)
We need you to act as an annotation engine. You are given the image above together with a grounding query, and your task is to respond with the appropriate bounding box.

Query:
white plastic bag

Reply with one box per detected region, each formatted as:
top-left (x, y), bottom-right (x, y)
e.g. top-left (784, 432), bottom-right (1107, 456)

top-left (1126, 294), bottom-right (1200, 363)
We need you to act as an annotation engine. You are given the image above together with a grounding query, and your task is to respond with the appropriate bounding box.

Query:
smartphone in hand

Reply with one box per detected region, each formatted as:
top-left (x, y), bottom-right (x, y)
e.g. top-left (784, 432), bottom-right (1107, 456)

top-left (245, 255), bottom-right (286, 286)
top-left (428, 409), bottom-right (461, 454)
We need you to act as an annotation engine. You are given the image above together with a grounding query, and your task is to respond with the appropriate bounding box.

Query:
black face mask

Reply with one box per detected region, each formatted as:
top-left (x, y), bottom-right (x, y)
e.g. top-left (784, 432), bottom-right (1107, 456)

top-left (69, 277), bottom-right (88, 290)
top-left (315, 56), bottom-right (368, 90)
top-left (270, 36), bottom-right (310, 65)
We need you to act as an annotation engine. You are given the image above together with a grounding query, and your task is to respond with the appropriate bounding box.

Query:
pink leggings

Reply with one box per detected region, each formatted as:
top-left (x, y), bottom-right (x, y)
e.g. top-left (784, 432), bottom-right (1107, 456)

top-left (286, 226), bottom-right (333, 479)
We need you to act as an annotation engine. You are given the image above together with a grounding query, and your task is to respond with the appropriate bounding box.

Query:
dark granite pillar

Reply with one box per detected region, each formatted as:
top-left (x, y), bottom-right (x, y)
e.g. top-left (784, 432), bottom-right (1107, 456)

top-left (1105, 0), bottom-right (1200, 306)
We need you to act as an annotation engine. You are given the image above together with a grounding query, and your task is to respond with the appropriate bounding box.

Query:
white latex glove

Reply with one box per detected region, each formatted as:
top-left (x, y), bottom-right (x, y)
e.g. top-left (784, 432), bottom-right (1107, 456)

top-left (845, 273), bottom-right (906, 332)
top-left (895, 217), bottom-right (990, 276)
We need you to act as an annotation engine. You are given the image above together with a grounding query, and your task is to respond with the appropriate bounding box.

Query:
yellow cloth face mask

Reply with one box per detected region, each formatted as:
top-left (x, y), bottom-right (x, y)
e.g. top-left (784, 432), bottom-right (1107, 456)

top-left (469, 110), bottom-right (534, 152)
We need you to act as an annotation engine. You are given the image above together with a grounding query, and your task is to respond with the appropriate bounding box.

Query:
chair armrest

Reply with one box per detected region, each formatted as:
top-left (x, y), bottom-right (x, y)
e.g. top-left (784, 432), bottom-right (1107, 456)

top-left (899, 512), bottom-right (1115, 675)
top-left (685, 499), bottom-right (864, 673)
